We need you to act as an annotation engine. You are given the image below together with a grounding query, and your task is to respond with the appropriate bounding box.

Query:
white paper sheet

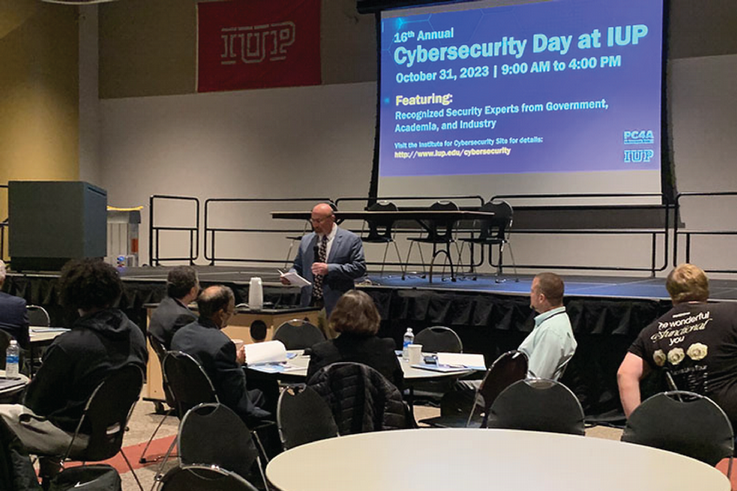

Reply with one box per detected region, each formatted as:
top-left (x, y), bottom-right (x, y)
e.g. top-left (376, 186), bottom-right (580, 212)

top-left (245, 340), bottom-right (288, 365)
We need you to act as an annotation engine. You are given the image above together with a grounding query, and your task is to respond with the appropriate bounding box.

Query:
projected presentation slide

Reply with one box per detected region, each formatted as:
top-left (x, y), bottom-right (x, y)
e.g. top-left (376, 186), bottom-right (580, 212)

top-left (378, 0), bottom-right (664, 200)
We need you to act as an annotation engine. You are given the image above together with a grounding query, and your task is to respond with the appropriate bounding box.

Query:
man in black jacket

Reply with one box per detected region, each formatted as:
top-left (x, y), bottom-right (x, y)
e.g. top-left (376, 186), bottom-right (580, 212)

top-left (171, 285), bottom-right (271, 425)
top-left (0, 259), bottom-right (148, 475)
top-left (149, 266), bottom-right (199, 350)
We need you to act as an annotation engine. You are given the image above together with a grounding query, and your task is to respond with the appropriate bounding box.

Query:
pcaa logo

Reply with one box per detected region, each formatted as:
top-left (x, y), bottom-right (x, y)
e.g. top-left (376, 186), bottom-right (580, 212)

top-left (623, 130), bottom-right (654, 145)
top-left (624, 149), bottom-right (655, 163)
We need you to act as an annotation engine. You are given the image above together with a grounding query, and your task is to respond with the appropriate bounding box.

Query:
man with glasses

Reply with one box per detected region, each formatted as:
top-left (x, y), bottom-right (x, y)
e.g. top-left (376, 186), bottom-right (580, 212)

top-left (281, 202), bottom-right (366, 338)
top-left (171, 285), bottom-right (271, 425)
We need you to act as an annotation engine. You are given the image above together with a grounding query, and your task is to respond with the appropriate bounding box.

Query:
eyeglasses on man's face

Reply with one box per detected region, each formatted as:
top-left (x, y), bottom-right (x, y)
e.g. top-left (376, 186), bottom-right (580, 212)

top-left (310, 215), bottom-right (333, 224)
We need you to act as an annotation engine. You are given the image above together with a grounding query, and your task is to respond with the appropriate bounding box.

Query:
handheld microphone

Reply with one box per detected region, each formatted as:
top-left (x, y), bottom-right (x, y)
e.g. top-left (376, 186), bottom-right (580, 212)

top-left (313, 242), bottom-right (320, 261)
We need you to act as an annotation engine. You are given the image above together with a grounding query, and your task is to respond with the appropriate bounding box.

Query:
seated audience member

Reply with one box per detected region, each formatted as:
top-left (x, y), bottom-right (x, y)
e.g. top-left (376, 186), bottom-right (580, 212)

top-left (618, 263), bottom-right (737, 427)
top-left (442, 272), bottom-right (576, 414)
top-left (0, 260), bottom-right (30, 349)
top-left (148, 266), bottom-right (199, 350)
top-left (249, 319), bottom-right (268, 343)
top-left (307, 290), bottom-right (403, 389)
top-left (0, 259), bottom-right (148, 471)
top-left (521, 272), bottom-right (577, 379)
top-left (171, 285), bottom-right (271, 425)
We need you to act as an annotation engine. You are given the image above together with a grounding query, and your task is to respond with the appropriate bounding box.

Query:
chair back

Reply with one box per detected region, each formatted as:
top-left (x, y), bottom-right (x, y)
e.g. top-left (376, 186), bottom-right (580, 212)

top-left (422, 201), bottom-right (459, 242)
top-left (163, 351), bottom-right (219, 418)
top-left (363, 201), bottom-right (398, 242)
top-left (477, 350), bottom-right (528, 425)
top-left (272, 319), bottom-right (325, 350)
top-left (178, 403), bottom-right (259, 480)
top-left (477, 200), bottom-right (513, 241)
top-left (0, 329), bottom-right (12, 369)
top-left (622, 391), bottom-right (734, 467)
top-left (415, 326), bottom-right (463, 353)
top-left (148, 333), bottom-right (177, 409)
top-left (148, 332), bottom-right (167, 362)
top-left (308, 362), bottom-right (408, 435)
top-left (26, 305), bottom-right (51, 327)
top-left (64, 364), bottom-right (144, 461)
top-left (160, 465), bottom-right (259, 491)
top-left (486, 378), bottom-right (585, 435)
top-left (277, 385), bottom-right (339, 450)
top-left (27, 305), bottom-right (51, 327)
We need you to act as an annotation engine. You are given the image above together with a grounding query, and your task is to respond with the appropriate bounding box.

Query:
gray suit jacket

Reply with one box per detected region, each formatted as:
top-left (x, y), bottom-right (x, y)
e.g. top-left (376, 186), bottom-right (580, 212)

top-left (292, 227), bottom-right (366, 315)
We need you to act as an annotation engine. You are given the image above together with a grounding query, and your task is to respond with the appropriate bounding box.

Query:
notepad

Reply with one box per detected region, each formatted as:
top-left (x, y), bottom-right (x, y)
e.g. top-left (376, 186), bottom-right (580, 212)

top-left (0, 378), bottom-right (26, 391)
top-left (245, 340), bottom-right (288, 365)
top-left (277, 270), bottom-right (311, 287)
top-left (435, 352), bottom-right (486, 371)
top-left (411, 364), bottom-right (472, 373)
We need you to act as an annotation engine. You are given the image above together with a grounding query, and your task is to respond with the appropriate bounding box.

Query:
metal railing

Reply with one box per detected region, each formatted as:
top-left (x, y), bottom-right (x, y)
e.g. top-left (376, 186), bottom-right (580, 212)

top-left (675, 192), bottom-right (737, 273)
top-left (489, 193), bottom-right (674, 274)
top-left (148, 195), bottom-right (200, 266)
top-left (203, 198), bottom-right (330, 265)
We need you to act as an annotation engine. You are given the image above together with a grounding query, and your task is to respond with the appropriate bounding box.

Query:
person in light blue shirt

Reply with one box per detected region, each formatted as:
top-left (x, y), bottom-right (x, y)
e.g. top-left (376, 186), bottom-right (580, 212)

top-left (520, 272), bottom-right (577, 380)
top-left (440, 272), bottom-right (577, 415)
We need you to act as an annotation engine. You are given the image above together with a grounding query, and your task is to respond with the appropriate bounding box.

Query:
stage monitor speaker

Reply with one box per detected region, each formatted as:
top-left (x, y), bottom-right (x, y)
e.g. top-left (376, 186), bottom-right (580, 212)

top-left (9, 181), bottom-right (107, 271)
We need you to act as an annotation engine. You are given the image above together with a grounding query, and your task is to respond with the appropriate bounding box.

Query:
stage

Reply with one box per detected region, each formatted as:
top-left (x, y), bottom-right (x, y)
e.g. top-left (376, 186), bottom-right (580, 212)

top-left (6, 265), bottom-right (737, 422)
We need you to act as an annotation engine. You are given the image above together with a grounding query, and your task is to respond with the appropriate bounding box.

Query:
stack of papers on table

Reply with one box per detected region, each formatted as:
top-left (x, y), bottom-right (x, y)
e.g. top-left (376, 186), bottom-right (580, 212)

top-left (245, 341), bottom-right (302, 373)
top-left (0, 377), bottom-right (26, 391)
top-left (412, 352), bottom-right (486, 372)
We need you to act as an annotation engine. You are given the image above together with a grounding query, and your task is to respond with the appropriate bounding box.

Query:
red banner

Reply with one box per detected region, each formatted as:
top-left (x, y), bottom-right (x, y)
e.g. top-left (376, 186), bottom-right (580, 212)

top-left (197, 0), bottom-right (321, 93)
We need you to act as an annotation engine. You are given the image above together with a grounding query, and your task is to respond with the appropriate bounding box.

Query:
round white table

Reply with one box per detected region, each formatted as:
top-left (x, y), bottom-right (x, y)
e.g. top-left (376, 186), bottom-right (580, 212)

top-left (251, 351), bottom-right (474, 382)
top-left (266, 428), bottom-right (731, 491)
top-left (0, 370), bottom-right (30, 401)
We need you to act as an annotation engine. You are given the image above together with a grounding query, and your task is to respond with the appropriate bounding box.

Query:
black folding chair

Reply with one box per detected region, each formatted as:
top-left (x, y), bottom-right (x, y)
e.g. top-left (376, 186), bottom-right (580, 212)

top-left (622, 391), bottom-right (734, 475)
top-left (412, 326), bottom-right (463, 403)
top-left (272, 319), bottom-right (325, 350)
top-left (139, 334), bottom-right (178, 464)
top-left (405, 201), bottom-right (460, 282)
top-left (308, 362), bottom-right (410, 435)
top-left (27, 305), bottom-right (51, 327)
top-left (486, 378), bottom-right (585, 435)
top-left (159, 465), bottom-right (260, 491)
top-left (0, 329), bottom-right (12, 370)
top-left (414, 326), bottom-right (463, 354)
top-left (458, 200), bottom-right (517, 281)
top-left (153, 351), bottom-right (220, 484)
top-left (422, 350), bottom-right (527, 428)
top-left (177, 403), bottom-right (267, 489)
top-left (276, 385), bottom-right (339, 450)
top-left (361, 201), bottom-right (406, 277)
top-left (41, 364), bottom-right (145, 490)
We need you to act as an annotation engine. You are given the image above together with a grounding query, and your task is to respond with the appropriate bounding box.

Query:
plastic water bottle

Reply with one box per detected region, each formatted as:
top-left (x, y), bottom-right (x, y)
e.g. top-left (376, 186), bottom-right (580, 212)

top-left (402, 328), bottom-right (414, 361)
top-left (5, 340), bottom-right (19, 379)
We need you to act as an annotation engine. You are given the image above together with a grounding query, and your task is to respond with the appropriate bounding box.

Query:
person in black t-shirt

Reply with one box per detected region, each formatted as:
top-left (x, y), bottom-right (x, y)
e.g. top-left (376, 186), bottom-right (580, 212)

top-left (618, 263), bottom-right (737, 427)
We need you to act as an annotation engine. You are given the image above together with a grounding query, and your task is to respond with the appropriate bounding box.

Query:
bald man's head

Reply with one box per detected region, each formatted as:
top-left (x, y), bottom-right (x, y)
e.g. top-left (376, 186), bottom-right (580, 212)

top-left (310, 202), bottom-right (335, 236)
top-left (197, 285), bottom-right (235, 328)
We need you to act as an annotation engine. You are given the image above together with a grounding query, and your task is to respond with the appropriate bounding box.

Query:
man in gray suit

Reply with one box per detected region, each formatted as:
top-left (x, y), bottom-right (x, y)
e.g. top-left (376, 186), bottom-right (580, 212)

top-left (281, 203), bottom-right (366, 337)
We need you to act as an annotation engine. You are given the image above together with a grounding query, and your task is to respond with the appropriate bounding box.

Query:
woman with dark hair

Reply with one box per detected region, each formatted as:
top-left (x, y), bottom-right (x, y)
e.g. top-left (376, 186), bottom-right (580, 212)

top-left (306, 290), bottom-right (403, 388)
